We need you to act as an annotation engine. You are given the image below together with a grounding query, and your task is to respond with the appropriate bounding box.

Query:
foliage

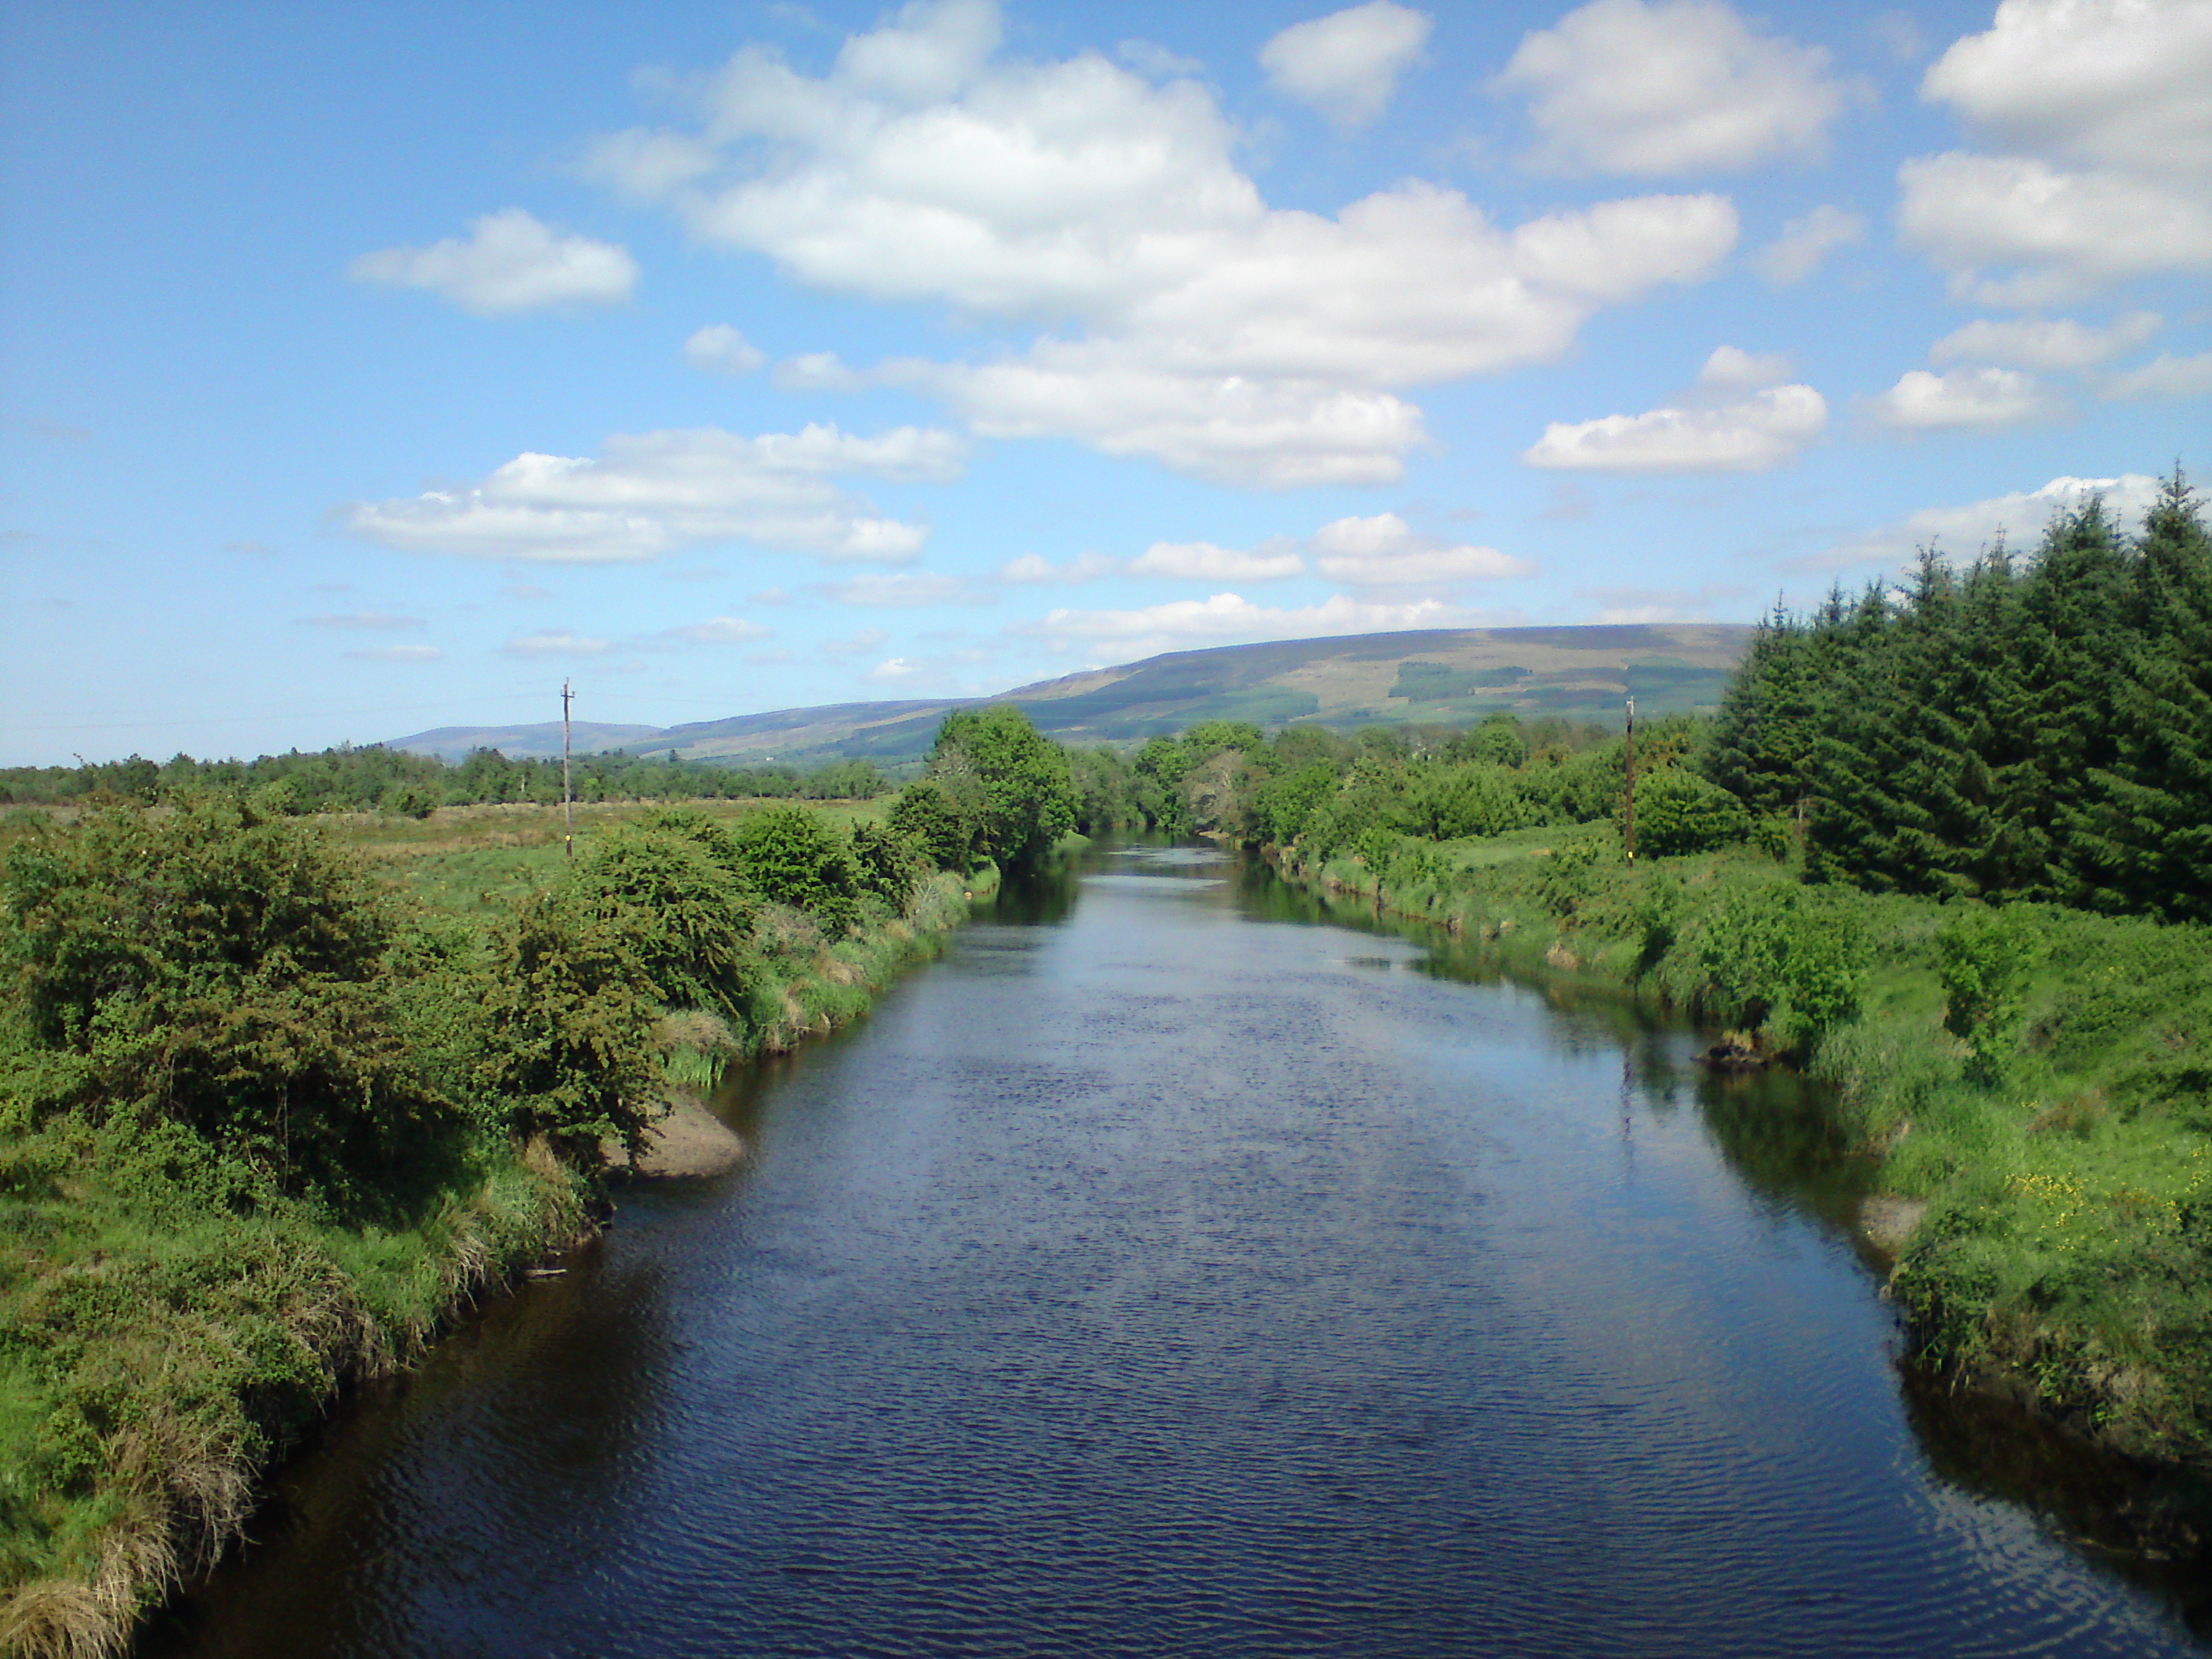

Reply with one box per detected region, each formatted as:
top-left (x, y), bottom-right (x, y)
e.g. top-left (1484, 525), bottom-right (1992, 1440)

top-left (567, 825), bottom-right (758, 1025)
top-left (926, 705), bottom-right (1076, 868)
top-left (1629, 764), bottom-right (1750, 857)
top-left (1936, 903), bottom-right (2045, 1086)
top-left (730, 806), bottom-right (861, 935)
top-left (848, 820), bottom-right (928, 913)
top-left (887, 780), bottom-right (974, 869)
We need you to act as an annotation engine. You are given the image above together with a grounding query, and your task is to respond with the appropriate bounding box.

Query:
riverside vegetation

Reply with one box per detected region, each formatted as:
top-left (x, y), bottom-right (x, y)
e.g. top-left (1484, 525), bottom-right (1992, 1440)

top-left (1056, 473), bottom-right (2212, 1494)
top-left (0, 708), bottom-right (1074, 1658)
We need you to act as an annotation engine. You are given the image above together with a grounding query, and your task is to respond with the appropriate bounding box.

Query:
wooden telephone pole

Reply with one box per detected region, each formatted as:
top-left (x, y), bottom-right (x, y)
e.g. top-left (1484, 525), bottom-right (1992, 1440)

top-left (561, 679), bottom-right (575, 861)
top-left (1622, 695), bottom-right (1637, 863)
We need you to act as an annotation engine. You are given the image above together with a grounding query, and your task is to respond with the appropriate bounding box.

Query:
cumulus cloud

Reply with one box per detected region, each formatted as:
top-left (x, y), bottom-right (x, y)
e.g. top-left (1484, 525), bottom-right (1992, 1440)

top-left (1128, 541), bottom-right (1306, 581)
top-left (1803, 472), bottom-right (2164, 570)
top-left (863, 657), bottom-right (927, 682)
top-left (342, 424), bottom-right (964, 565)
top-left (344, 644), bottom-right (444, 663)
top-left (774, 351), bottom-right (869, 392)
top-left (1307, 514), bottom-right (1532, 585)
top-left (1523, 346), bottom-right (1825, 470)
top-left (1026, 591), bottom-right (1473, 661)
top-left (505, 630), bottom-right (611, 655)
top-left (1752, 205), bottom-right (1863, 285)
top-left (1901, 0), bottom-right (2212, 304)
top-left (1930, 310), bottom-right (2163, 370)
top-left (582, 0), bottom-right (1736, 484)
top-left (684, 324), bottom-right (766, 374)
top-left (1118, 39), bottom-right (1203, 79)
top-left (350, 208), bottom-right (638, 316)
top-left (1001, 550), bottom-right (1122, 583)
top-left (1260, 2), bottom-right (1432, 129)
top-left (1494, 0), bottom-right (1849, 175)
top-left (1865, 366), bottom-right (2064, 431)
top-left (2100, 350), bottom-right (2212, 399)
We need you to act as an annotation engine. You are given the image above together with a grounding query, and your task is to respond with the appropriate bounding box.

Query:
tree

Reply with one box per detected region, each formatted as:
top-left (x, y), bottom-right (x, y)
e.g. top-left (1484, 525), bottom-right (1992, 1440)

top-left (926, 705), bottom-right (1076, 868)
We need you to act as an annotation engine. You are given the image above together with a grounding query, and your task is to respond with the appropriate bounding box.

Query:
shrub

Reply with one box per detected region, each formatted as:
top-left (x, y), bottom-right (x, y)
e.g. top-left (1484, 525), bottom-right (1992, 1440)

top-left (848, 821), bottom-right (928, 913)
top-left (926, 705), bottom-right (1076, 868)
top-left (569, 827), bottom-right (758, 1023)
top-left (1630, 766), bottom-right (1751, 857)
top-left (730, 806), bottom-right (860, 935)
top-left (887, 782), bottom-right (972, 870)
top-left (1937, 903), bottom-right (2046, 1086)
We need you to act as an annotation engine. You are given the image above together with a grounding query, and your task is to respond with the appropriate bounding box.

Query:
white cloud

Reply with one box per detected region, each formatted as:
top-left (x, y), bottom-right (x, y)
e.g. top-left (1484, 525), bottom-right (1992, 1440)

top-left (656, 615), bottom-right (773, 644)
top-left (1752, 205), bottom-right (1863, 285)
top-left (1001, 550), bottom-right (1122, 583)
top-left (863, 656), bottom-right (926, 682)
top-left (344, 644), bottom-right (444, 663)
top-left (1930, 310), bottom-right (2163, 371)
top-left (1922, 0), bottom-right (2212, 177)
top-left (1494, 0), bottom-right (1848, 175)
top-left (1865, 366), bottom-right (2064, 431)
top-left (1803, 472), bottom-right (2163, 569)
top-left (583, 0), bottom-right (1736, 484)
top-left (1260, 3), bottom-right (1432, 129)
top-left (297, 611), bottom-right (424, 629)
top-left (1117, 39), bottom-right (1203, 79)
top-left (1027, 590), bottom-right (1473, 660)
top-left (1523, 359), bottom-right (1826, 470)
top-left (506, 631), bottom-right (611, 655)
top-left (1901, 1), bottom-right (2212, 304)
top-left (774, 352), bottom-right (868, 391)
top-left (1696, 344), bottom-right (1793, 390)
top-left (1128, 541), bottom-right (1306, 581)
top-left (343, 424), bottom-right (964, 565)
top-left (825, 571), bottom-right (972, 605)
top-left (684, 324), bottom-right (766, 375)
top-left (2101, 350), bottom-right (2212, 398)
top-left (1897, 153), bottom-right (2212, 305)
top-left (1307, 514), bottom-right (1532, 585)
top-left (349, 208), bottom-right (638, 316)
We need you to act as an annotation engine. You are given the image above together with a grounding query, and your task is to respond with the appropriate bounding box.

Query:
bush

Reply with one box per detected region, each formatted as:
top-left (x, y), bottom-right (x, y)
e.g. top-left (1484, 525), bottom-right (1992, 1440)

top-left (1630, 766), bottom-right (1751, 857)
top-left (848, 821), bottom-right (928, 913)
top-left (478, 893), bottom-right (663, 1162)
top-left (926, 705), bottom-right (1076, 868)
top-left (1937, 903), bottom-right (2046, 1086)
top-left (730, 806), bottom-right (861, 934)
top-left (0, 796), bottom-right (458, 1202)
top-left (887, 781), bottom-right (972, 870)
top-left (569, 827), bottom-right (758, 1023)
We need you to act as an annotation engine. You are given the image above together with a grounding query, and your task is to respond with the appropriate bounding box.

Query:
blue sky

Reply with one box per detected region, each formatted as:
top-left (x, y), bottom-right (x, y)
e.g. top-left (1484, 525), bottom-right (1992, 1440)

top-left (3, 0), bottom-right (2206, 764)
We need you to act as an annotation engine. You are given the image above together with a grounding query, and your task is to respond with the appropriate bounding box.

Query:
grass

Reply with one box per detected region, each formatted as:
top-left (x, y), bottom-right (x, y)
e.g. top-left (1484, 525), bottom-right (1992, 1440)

top-left (0, 794), bottom-right (969, 1659)
top-left (1279, 827), bottom-right (2212, 1472)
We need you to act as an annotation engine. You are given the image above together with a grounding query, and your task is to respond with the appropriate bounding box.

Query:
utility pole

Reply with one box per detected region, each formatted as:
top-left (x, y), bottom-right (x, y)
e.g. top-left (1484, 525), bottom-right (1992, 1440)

top-left (1623, 695), bottom-right (1637, 864)
top-left (561, 679), bottom-right (575, 861)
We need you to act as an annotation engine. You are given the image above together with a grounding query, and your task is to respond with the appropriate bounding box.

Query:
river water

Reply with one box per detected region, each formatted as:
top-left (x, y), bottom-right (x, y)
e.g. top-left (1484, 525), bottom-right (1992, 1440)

top-left (155, 842), bottom-right (2206, 1657)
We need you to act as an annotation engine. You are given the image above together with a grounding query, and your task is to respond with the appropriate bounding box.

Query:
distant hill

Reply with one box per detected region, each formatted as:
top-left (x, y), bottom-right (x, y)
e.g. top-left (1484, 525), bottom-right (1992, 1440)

top-left (385, 623), bottom-right (1754, 764)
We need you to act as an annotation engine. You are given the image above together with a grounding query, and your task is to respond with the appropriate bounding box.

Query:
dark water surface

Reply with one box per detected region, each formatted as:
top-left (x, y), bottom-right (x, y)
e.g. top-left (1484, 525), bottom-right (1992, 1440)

top-left (157, 844), bottom-right (2207, 1657)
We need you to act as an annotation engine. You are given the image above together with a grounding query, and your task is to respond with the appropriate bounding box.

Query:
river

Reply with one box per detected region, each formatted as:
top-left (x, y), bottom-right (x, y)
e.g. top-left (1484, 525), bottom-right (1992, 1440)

top-left (152, 842), bottom-right (2207, 1656)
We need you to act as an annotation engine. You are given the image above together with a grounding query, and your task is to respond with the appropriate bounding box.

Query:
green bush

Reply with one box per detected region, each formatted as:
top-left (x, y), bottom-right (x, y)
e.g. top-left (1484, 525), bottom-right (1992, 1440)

top-left (1630, 766), bottom-right (1750, 857)
top-left (926, 705), bottom-right (1076, 868)
top-left (730, 806), bottom-right (861, 934)
top-left (887, 781), bottom-right (972, 870)
top-left (1937, 903), bottom-right (2046, 1086)
top-left (569, 826), bottom-right (758, 1024)
top-left (848, 821), bottom-right (928, 913)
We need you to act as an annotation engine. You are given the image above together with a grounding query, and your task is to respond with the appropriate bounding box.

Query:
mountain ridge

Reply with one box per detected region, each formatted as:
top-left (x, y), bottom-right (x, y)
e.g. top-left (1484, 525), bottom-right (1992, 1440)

top-left (386, 623), bottom-right (1754, 764)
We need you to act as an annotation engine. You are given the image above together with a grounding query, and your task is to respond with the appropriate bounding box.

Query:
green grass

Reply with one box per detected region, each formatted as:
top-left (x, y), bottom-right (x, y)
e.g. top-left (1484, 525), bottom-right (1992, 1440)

top-left (1281, 829), bottom-right (2212, 1469)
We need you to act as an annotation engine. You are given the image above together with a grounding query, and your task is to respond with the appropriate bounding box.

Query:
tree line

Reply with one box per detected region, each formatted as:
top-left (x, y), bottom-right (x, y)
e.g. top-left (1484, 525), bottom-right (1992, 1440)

top-left (0, 744), bottom-right (893, 814)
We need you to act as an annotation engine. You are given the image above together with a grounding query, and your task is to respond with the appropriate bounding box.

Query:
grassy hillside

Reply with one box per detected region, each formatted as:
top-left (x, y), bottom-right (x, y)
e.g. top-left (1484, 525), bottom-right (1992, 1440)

top-left (386, 623), bottom-right (1752, 766)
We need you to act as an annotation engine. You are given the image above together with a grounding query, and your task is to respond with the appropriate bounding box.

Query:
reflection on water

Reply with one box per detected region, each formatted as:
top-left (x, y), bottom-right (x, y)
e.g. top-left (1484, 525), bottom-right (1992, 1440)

top-left (150, 840), bottom-right (2209, 1657)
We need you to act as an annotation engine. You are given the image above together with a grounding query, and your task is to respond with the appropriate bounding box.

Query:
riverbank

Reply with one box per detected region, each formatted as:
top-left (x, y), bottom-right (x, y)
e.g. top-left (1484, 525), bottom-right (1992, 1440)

top-left (0, 800), bottom-right (993, 1659)
top-left (1268, 827), bottom-right (2212, 1483)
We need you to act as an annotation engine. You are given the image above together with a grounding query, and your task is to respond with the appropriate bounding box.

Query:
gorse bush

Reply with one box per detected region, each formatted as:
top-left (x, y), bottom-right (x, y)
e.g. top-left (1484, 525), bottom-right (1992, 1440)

top-left (887, 781), bottom-right (972, 870)
top-left (0, 796), bottom-right (459, 1204)
top-left (569, 826), bottom-right (759, 1026)
top-left (731, 806), bottom-right (861, 935)
top-left (1629, 766), bottom-right (1750, 857)
top-left (1936, 903), bottom-right (2045, 1086)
